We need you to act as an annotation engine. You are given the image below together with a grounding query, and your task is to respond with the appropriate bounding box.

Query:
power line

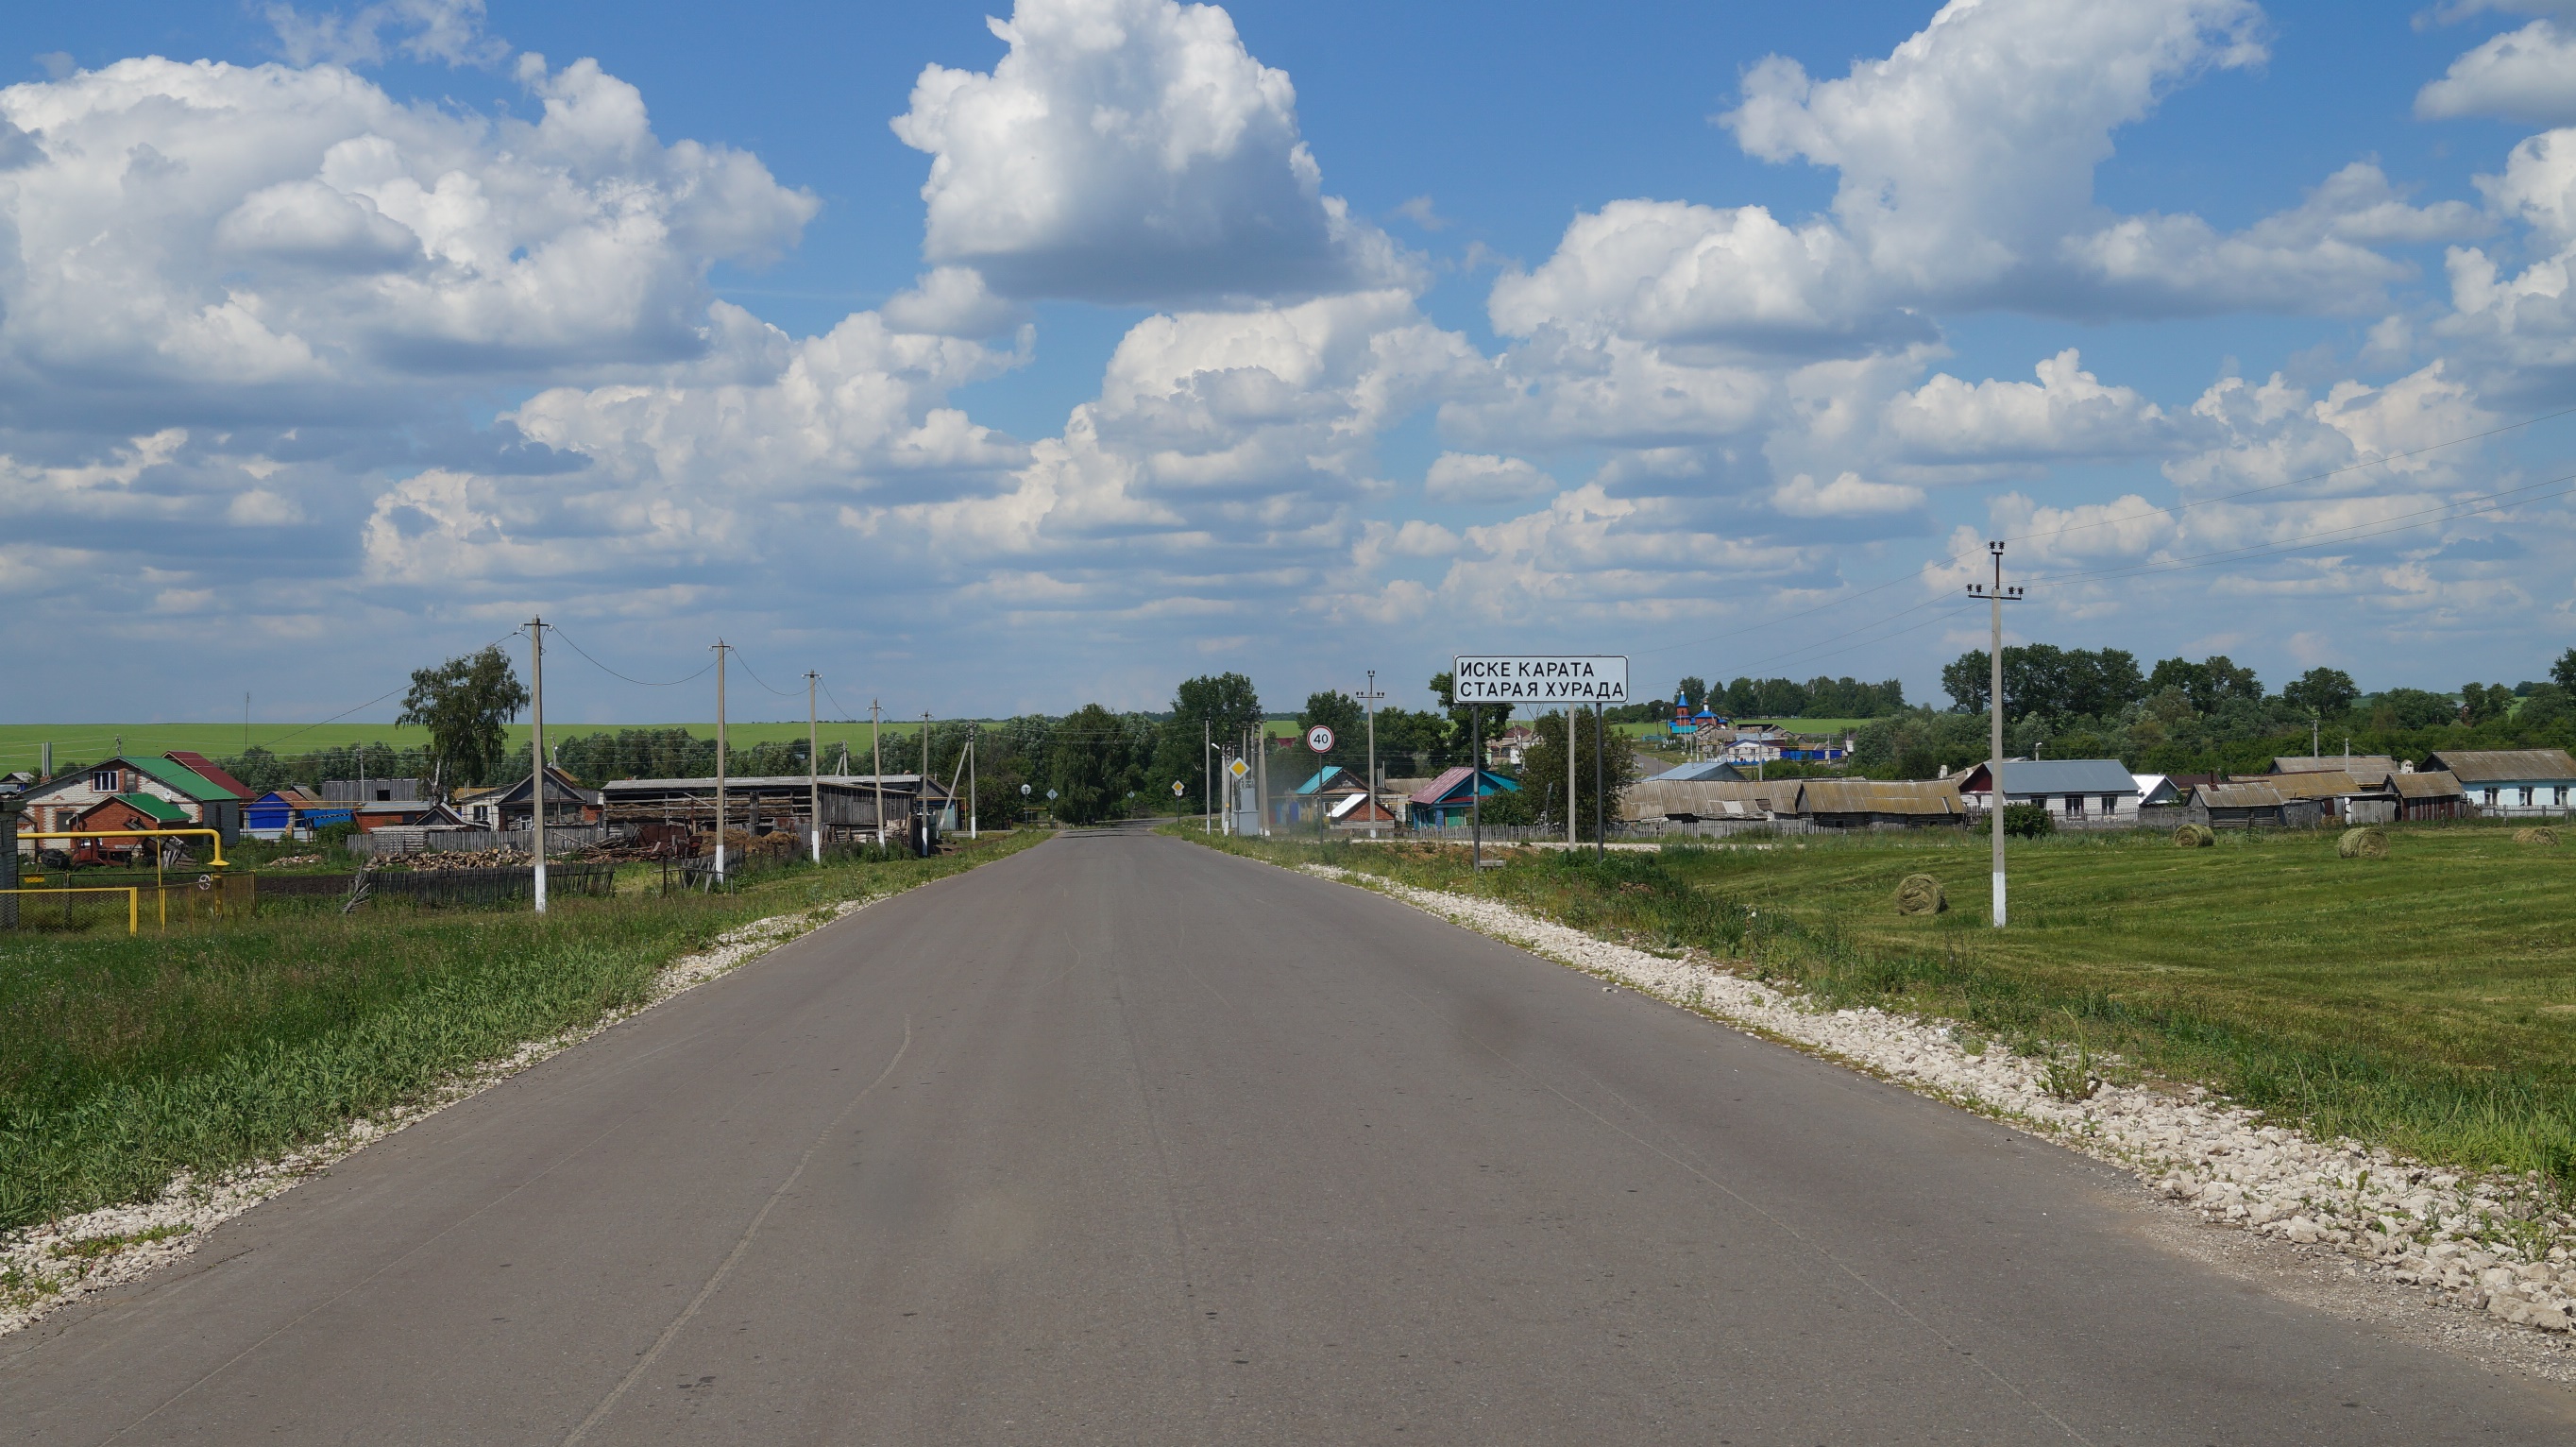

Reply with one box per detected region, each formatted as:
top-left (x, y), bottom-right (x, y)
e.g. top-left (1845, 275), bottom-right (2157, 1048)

top-left (546, 625), bottom-right (717, 689)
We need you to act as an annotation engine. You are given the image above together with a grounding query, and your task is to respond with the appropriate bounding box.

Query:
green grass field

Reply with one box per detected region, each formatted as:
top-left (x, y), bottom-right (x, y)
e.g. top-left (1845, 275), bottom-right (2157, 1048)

top-left (0, 720), bottom-right (964, 772)
top-left (1187, 822), bottom-right (2576, 1189)
top-left (0, 830), bottom-right (1042, 1233)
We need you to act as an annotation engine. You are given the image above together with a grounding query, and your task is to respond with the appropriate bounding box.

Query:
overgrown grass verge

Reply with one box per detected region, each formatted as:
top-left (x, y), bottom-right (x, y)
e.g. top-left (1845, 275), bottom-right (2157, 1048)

top-left (1174, 825), bottom-right (2576, 1197)
top-left (0, 831), bottom-right (1042, 1234)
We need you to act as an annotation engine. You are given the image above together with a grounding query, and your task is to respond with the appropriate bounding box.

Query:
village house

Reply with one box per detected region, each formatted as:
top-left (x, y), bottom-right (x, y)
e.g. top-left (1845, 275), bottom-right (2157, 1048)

top-left (1406, 766), bottom-right (1518, 827)
top-left (2387, 769), bottom-right (2466, 821)
top-left (11, 754), bottom-right (244, 843)
top-left (1619, 778), bottom-right (1797, 826)
top-left (1955, 759), bottom-right (2141, 821)
top-left (2423, 748), bottom-right (2576, 817)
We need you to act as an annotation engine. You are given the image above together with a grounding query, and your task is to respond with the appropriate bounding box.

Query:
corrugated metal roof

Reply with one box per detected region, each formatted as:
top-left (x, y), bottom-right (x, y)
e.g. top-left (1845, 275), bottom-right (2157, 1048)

top-left (1620, 779), bottom-right (1791, 820)
top-left (2246, 770), bottom-right (2365, 799)
top-left (2422, 748), bottom-right (2576, 783)
top-left (2389, 770), bottom-right (2463, 798)
top-left (1972, 759), bottom-right (2138, 796)
top-left (2273, 755), bottom-right (2398, 776)
top-left (1799, 779), bottom-right (1963, 816)
top-left (1655, 759), bottom-right (1748, 782)
top-left (2195, 782), bottom-right (2286, 808)
top-left (104, 792), bottom-right (190, 824)
top-left (162, 751), bottom-right (254, 800)
top-left (126, 754), bottom-right (237, 804)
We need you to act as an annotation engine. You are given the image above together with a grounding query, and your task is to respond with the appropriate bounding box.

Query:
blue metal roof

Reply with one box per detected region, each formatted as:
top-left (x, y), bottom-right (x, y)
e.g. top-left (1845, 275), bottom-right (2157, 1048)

top-left (1990, 759), bottom-right (2138, 795)
top-left (1657, 759), bottom-right (1747, 782)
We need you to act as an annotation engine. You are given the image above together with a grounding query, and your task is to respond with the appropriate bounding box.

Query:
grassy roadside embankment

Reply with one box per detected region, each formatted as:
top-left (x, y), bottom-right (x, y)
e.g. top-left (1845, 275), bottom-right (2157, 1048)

top-left (0, 831), bottom-right (1043, 1235)
top-left (1176, 823), bottom-right (2576, 1194)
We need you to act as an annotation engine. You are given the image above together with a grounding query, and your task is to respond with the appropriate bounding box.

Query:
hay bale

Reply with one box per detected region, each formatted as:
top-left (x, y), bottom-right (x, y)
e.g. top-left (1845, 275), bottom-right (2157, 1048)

top-left (2172, 824), bottom-right (2215, 848)
top-left (1894, 873), bottom-right (1948, 916)
top-left (2337, 826), bottom-right (2389, 860)
top-left (2515, 826), bottom-right (2559, 846)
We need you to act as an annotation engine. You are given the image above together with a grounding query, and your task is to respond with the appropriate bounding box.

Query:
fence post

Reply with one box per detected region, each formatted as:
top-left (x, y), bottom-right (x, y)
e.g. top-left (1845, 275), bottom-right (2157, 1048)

top-left (0, 797), bottom-right (17, 929)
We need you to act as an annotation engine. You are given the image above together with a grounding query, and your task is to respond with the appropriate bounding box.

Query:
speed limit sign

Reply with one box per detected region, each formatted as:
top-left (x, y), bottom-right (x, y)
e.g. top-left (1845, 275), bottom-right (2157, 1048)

top-left (1305, 724), bottom-right (1335, 754)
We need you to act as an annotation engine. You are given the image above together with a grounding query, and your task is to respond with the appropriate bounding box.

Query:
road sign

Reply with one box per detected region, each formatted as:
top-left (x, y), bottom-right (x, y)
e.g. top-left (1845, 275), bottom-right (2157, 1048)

top-left (1020, 783), bottom-right (1031, 796)
top-left (1046, 789), bottom-right (1059, 801)
top-left (1451, 654), bottom-right (1629, 705)
top-left (1172, 779), bottom-right (1186, 797)
top-left (1305, 724), bottom-right (1335, 754)
top-left (1228, 758), bottom-right (1250, 780)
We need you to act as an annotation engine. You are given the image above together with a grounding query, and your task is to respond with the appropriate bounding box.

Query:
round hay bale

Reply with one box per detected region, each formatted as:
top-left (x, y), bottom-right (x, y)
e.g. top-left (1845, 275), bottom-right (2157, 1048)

top-left (1894, 873), bottom-right (1948, 916)
top-left (2337, 826), bottom-right (2389, 860)
top-left (2515, 826), bottom-right (2559, 846)
top-left (2172, 824), bottom-right (2215, 848)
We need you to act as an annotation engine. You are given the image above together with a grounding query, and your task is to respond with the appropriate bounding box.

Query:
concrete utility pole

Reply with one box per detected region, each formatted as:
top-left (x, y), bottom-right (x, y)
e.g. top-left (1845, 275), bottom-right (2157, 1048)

top-left (805, 672), bottom-right (822, 865)
top-left (1966, 542), bottom-right (2024, 928)
top-left (1566, 705), bottom-right (1578, 848)
top-left (528, 617), bottom-right (548, 914)
top-left (713, 640), bottom-right (729, 884)
top-left (1360, 672), bottom-right (1384, 841)
top-left (871, 700), bottom-right (885, 849)
top-left (966, 732), bottom-right (977, 840)
top-left (923, 712), bottom-right (934, 843)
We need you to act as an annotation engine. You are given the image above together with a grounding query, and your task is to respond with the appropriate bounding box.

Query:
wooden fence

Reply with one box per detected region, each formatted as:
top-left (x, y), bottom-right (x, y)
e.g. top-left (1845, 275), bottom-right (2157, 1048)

top-left (257, 862), bottom-right (618, 908)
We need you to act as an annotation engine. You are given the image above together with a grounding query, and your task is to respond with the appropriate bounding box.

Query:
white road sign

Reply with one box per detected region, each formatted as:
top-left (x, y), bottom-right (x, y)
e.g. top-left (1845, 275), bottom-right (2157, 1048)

top-left (1450, 655), bottom-right (1630, 705)
top-left (1172, 779), bottom-right (1186, 796)
top-left (1305, 724), bottom-right (1335, 753)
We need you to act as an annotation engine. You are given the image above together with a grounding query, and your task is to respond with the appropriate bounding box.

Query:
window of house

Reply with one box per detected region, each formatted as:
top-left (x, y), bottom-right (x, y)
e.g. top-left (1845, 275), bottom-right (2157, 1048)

top-left (2064, 795), bottom-right (2085, 817)
top-left (2102, 794), bottom-right (2120, 814)
top-left (92, 770), bottom-right (117, 792)
top-left (2556, 786), bottom-right (2569, 807)
top-left (2485, 788), bottom-right (2500, 805)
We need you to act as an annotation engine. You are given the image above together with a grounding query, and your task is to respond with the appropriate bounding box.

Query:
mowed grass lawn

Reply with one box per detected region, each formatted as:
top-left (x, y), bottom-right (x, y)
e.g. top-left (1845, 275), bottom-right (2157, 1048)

top-left (0, 832), bottom-right (1042, 1235)
top-left (1666, 824), bottom-right (2576, 1081)
top-left (1195, 822), bottom-right (2576, 1188)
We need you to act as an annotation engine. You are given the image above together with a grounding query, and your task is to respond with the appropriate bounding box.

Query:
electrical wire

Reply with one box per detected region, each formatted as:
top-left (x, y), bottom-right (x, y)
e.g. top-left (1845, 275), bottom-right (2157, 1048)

top-left (547, 624), bottom-right (717, 689)
top-left (722, 644), bottom-right (805, 700)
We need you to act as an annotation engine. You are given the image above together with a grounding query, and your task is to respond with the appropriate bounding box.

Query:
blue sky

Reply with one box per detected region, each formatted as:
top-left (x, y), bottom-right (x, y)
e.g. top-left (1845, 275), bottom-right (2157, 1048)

top-left (5, 0), bottom-right (2573, 729)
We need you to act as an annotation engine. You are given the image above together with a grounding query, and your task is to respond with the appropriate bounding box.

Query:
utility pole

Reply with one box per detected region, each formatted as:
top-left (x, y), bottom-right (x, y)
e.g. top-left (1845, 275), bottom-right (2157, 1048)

top-left (1595, 703), bottom-right (1605, 861)
top-left (968, 731), bottom-right (978, 840)
top-left (871, 700), bottom-right (885, 850)
top-left (713, 640), bottom-right (729, 884)
top-left (1360, 672), bottom-right (1384, 841)
top-left (1204, 719), bottom-right (1213, 834)
top-left (1566, 704), bottom-right (1578, 849)
top-left (923, 711), bottom-right (934, 844)
top-left (245, 692), bottom-right (250, 754)
top-left (805, 672), bottom-right (822, 865)
top-left (528, 617), bottom-right (548, 914)
top-left (1965, 541), bottom-right (2024, 928)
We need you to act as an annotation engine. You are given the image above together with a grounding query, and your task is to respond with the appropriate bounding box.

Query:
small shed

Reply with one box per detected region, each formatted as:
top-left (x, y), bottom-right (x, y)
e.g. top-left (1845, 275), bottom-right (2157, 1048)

top-left (1327, 792), bottom-right (1401, 829)
top-left (2130, 774), bottom-right (2181, 809)
top-left (1406, 766), bottom-right (1519, 827)
top-left (1795, 779), bottom-right (1964, 829)
top-left (2185, 781), bottom-right (2325, 829)
top-left (2387, 769), bottom-right (2466, 821)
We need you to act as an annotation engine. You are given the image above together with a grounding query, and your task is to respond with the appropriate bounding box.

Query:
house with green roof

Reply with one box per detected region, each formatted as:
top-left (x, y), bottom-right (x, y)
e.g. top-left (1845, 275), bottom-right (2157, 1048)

top-left (12, 755), bottom-right (244, 844)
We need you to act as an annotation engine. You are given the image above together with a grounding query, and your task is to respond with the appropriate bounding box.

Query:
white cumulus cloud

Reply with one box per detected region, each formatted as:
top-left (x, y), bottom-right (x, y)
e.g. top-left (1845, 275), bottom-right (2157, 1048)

top-left (890, 0), bottom-right (1411, 305)
top-left (1424, 452), bottom-right (1556, 503)
top-left (1887, 349), bottom-right (2174, 462)
top-left (2418, 19), bottom-right (2576, 124)
top-left (1771, 471), bottom-right (1926, 517)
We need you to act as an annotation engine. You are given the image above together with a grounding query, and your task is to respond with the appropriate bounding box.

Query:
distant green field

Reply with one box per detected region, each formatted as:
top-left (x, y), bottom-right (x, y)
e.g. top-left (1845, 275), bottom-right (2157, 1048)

top-left (0, 720), bottom-right (958, 771)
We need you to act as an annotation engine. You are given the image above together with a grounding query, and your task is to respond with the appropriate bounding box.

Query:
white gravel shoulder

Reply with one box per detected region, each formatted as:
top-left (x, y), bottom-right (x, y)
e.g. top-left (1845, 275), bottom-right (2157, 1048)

top-left (0, 896), bottom-right (873, 1337)
top-left (1296, 860), bottom-right (2576, 1362)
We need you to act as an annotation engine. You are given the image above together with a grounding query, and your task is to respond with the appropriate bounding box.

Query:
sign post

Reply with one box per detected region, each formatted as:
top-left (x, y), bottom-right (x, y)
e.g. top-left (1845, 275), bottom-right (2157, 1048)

top-left (1305, 725), bottom-right (1334, 833)
top-left (1454, 655), bottom-right (1628, 860)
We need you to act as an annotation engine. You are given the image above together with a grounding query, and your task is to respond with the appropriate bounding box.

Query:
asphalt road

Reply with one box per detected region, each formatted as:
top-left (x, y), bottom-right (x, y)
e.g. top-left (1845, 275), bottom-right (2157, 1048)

top-left (7, 828), bottom-right (2570, 1444)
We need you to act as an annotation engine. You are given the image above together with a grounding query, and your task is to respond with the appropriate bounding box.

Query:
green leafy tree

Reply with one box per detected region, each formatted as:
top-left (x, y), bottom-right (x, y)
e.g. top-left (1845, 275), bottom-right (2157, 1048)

top-left (2279, 667), bottom-right (2359, 719)
top-left (2553, 647), bottom-right (2576, 692)
top-left (1152, 672), bottom-right (1263, 809)
top-left (1429, 672), bottom-right (1512, 761)
top-left (1523, 709), bottom-right (1644, 840)
top-left (1675, 676), bottom-right (1709, 710)
top-left (397, 645), bottom-right (530, 792)
top-left (1048, 704), bottom-right (1136, 825)
top-left (2147, 655), bottom-right (2261, 713)
top-left (1296, 690), bottom-right (1365, 775)
top-left (2460, 682), bottom-right (2515, 726)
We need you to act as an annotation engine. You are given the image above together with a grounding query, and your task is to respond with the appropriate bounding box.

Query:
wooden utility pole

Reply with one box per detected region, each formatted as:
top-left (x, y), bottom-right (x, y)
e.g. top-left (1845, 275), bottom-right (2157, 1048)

top-left (528, 617), bottom-right (547, 913)
top-left (871, 700), bottom-right (885, 849)
top-left (1966, 542), bottom-right (2024, 928)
